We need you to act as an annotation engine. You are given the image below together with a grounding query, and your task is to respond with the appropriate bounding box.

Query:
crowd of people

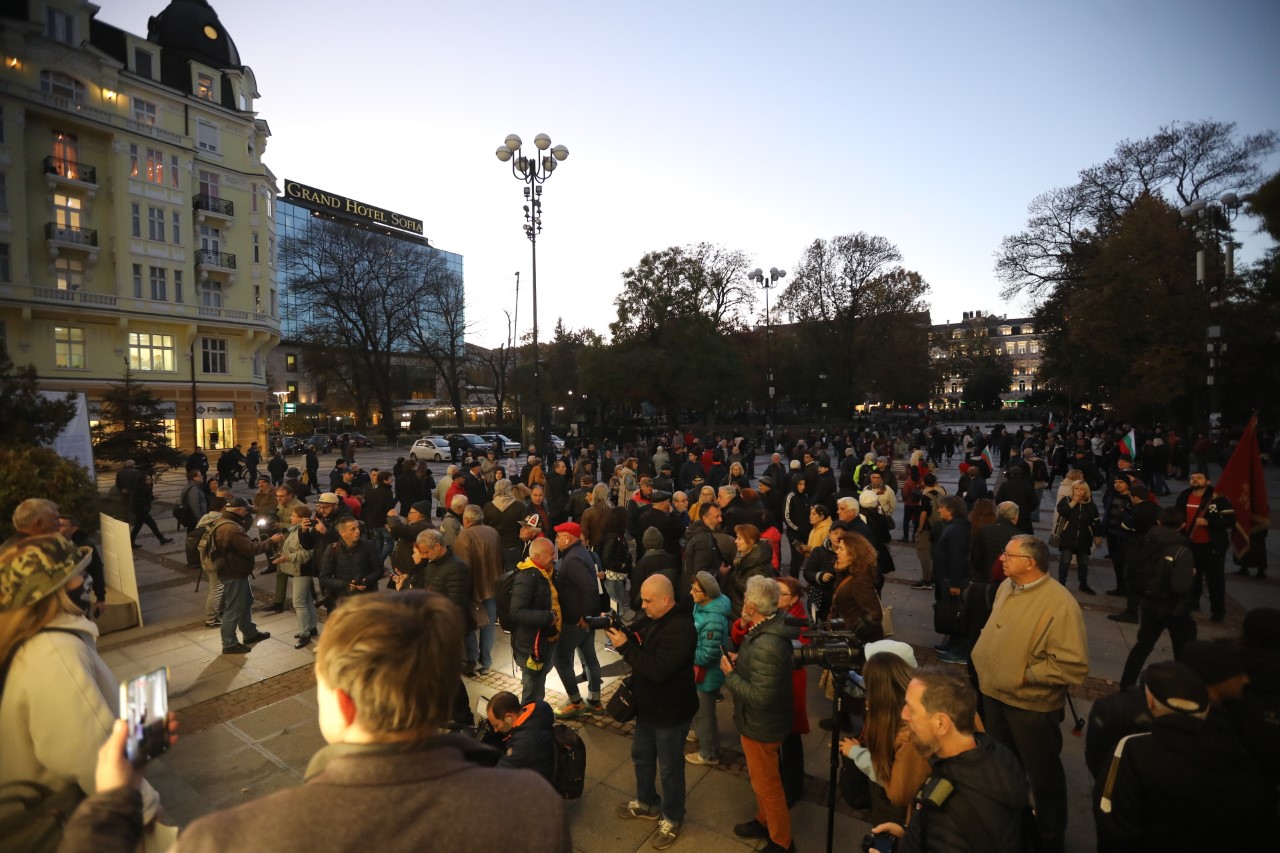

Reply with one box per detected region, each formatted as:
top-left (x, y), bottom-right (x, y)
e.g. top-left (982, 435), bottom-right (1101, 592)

top-left (2, 414), bottom-right (1277, 852)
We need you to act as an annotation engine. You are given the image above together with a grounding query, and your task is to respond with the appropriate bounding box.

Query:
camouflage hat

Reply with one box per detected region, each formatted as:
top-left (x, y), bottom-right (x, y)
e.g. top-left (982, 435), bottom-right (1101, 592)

top-left (0, 534), bottom-right (92, 613)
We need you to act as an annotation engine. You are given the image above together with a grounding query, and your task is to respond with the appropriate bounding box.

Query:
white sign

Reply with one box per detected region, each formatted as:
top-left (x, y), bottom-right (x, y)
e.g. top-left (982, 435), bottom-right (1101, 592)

top-left (99, 513), bottom-right (142, 627)
top-left (41, 391), bottom-right (97, 484)
top-left (196, 401), bottom-right (235, 417)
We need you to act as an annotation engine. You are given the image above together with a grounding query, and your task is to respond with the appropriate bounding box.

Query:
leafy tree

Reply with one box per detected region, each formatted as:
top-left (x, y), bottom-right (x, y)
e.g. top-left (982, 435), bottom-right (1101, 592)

top-left (91, 366), bottom-right (185, 472)
top-left (0, 346), bottom-right (77, 446)
top-left (0, 446), bottom-right (100, 539)
top-left (610, 243), bottom-right (755, 339)
top-left (775, 233), bottom-right (931, 409)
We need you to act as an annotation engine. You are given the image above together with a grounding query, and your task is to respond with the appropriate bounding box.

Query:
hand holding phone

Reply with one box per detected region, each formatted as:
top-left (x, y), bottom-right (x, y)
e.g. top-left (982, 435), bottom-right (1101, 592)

top-left (119, 667), bottom-right (170, 767)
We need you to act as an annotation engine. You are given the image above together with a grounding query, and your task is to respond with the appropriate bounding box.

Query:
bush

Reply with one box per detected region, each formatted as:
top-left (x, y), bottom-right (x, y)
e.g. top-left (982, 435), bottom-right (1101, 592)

top-left (0, 447), bottom-right (100, 539)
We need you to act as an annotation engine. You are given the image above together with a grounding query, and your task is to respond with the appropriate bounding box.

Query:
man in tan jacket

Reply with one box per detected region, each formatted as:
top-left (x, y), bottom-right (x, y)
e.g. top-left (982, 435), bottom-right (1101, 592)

top-left (454, 504), bottom-right (503, 675)
top-left (971, 534), bottom-right (1087, 853)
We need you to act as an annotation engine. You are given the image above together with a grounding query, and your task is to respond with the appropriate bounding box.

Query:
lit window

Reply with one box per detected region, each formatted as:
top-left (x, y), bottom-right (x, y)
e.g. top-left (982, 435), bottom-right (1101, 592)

top-left (129, 145), bottom-right (139, 178)
top-left (54, 257), bottom-right (83, 291)
top-left (1017, 341), bottom-right (1027, 355)
top-left (170, 155), bottom-right (180, 189)
top-left (999, 325), bottom-right (1012, 336)
top-left (147, 207), bottom-right (165, 242)
top-left (286, 381), bottom-right (298, 396)
top-left (129, 332), bottom-right (175, 372)
top-left (144, 148), bottom-right (164, 184)
top-left (196, 73), bottom-right (215, 102)
top-left (285, 354), bottom-right (297, 372)
top-left (133, 97), bottom-right (157, 125)
top-left (201, 337), bottom-right (228, 373)
top-left (196, 120), bottom-right (219, 153)
top-left (1030, 341), bottom-right (1039, 354)
top-left (1023, 325), bottom-right (1034, 335)
top-left (39, 71), bottom-right (85, 103)
top-left (50, 131), bottom-right (80, 179)
top-left (54, 326), bottom-right (85, 368)
top-left (149, 266), bottom-right (167, 301)
top-left (53, 193), bottom-right (81, 233)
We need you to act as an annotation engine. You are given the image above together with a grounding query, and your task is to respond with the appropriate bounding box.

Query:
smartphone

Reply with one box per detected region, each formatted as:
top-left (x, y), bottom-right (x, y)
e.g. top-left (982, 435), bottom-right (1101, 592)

top-left (119, 667), bottom-right (169, 767)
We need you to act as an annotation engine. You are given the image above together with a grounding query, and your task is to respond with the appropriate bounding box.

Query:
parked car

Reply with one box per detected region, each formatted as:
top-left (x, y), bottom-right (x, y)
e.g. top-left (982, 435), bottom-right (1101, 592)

top-left (547, 433), bottom-right (566, 453)
top-left (278, 436), bottom-right (306, 455)
top-left (445, 433), bottom-right (490, 456)
top-left (481, 432), bottom-right (521, 454)
top-left (410, 435), bottom-right (450, 462)
top-left (337, 432), bottom-right (374, 449)
top-left (308, 433), bottom-right (334, 453)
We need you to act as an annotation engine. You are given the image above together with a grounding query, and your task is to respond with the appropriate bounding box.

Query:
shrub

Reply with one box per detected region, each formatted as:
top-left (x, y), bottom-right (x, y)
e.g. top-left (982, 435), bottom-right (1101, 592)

top-left (0, 447), bottom-right (100, 539)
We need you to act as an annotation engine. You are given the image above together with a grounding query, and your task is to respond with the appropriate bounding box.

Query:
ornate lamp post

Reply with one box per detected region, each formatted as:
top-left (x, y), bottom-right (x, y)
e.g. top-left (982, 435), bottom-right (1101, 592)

top-left (1180, 193), bottom-right (1241, 435)
top-left (495, 133), bottom-right (569, 453)
top-left (747, 266), bottom-right (785, 439)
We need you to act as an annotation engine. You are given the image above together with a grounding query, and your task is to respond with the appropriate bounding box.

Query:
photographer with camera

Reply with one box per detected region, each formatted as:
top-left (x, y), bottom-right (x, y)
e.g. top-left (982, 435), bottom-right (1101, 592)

top-left (721, 576), bottom-right (797, 853)
top-left (483, 690), bottom-right (556, 781)
top-left (867, 667), bottom-right (1029, 853)
top-left (551, 522), bottom-right (605, 718)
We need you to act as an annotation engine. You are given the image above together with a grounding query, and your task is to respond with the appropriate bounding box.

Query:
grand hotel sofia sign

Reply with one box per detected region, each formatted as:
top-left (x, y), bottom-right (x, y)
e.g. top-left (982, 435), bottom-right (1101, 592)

top-left (283, 180), bottom-right (425, 237)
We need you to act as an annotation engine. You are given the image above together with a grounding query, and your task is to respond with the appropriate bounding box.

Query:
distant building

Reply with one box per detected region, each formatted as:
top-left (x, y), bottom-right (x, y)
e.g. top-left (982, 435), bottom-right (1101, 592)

top-left (930, 310), bottom-right (1045, 407)
top-left (0, 0), bottom-right (278, 453)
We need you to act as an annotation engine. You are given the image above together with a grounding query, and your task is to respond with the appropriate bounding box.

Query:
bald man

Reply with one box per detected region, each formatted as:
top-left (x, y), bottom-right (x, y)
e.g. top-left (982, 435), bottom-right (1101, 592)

top-left (607, 573), bottom-right (698, 847)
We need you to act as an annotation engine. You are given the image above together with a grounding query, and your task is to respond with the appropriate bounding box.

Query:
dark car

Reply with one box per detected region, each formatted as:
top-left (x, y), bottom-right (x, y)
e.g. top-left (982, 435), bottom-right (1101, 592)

top-left (337, 432), bottom-right (374, 449)
top-left (444, 433), bottom-right (490, 457)
top-left (308, 433), bottom-right (334, 453)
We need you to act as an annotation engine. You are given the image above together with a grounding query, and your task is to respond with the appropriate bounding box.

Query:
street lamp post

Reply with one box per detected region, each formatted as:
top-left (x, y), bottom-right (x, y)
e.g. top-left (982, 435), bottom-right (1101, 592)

top-left (747, 266), bottom-right (786, 440)
top-left (495, 133), bottom-right (569, 455)
top-left (1180, 193), bottom-right (1241, 436)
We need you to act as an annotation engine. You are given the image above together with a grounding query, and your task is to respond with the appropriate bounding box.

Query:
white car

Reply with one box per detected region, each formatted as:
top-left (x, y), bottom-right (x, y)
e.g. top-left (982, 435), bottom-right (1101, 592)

top-left (481, 432), bottom-right (521, 453)
top-left (409, 435), bottom-right (450, 462)
top-left (547, 433), bottom-right (566, 452)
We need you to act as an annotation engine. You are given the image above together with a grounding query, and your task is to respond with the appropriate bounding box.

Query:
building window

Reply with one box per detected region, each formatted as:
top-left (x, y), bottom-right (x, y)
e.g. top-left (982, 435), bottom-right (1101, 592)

top-left (252, 232), bottom-right (259, 263)
top-left (286, 353), bottom-right (298, 372)
top-left (131, 98), bottom-right (156, 127)
top-left (1030, 341), bottom-right (1039, 354)
top-left (1017, 341), bottom-right (1027, 355)
top-left (54, 257), bottom-right (83, 291)
top-left (147, 207), bottom-right (165, 242)
top-left (251, 184), bottom-right (258, 212)
top-left (198, 170), bottom-right (220, 197)
top-left (196, 120), bottom-right (219, 153)
top-left (268, 235), bottom-right (276, 268)
top-left (130, 203), bottom-right (141, 238)
top-left (50, 131), bottom-right (80, 179)
top-left (251, 349), bottom-right (263, 378)
top-left (133, 48), bottom-right (153, 78)
top-left (200, 279), bottom-right (222, 308)
top-left (128, 332), bottom-right (175, 372)
top-left (253, 285), bottom-right (261, 312)
top-left (53, 193), bottom-right (81, 232)
top-left (286, 381), bottom-right (298, 397)
top-left (1023, 325), bottom-right (1034, 335)
top-left (199, 225), bottom-right (222, 254)
top-left (270, 289), bottom-right (277, 317)
top-left (143, 148), bottom-right (164, 184)
top-left (132, 264), bottom-right (142, 298)
top-left (39, 71), bottom-right (85, 104)
top-left (54, 326), bottom-right (85, 369)
top-left (172, 211), bottom-right (181, 245)
top-left (0, 243), bottom-right (9, 282)
top-left (148, 266), bottom-right (167, 301)
top-left (201, 337), bottom-right (228, 374)
top-left (171, 155), bottom-right (180, 189)
top-left (45, 9), bottom-right (75, 44)
top-left (196, 73), bottom-right (215, 102)
top-left (174, 270), bottom-right (183, 304)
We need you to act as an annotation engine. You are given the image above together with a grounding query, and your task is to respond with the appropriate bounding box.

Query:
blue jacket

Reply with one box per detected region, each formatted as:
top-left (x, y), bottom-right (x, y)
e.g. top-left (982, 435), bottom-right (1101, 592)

top-left (692, 594), bottom-right (732, 692)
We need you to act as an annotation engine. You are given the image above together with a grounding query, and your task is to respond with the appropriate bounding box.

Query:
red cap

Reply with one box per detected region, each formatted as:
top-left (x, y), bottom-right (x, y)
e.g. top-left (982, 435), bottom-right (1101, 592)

top-left (553, 521), bottom-right (582, 538)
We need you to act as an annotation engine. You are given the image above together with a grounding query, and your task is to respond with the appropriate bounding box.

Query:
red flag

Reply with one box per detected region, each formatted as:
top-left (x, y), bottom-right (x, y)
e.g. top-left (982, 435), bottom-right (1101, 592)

top-left (1215, 416), bottom-right (1270, 560)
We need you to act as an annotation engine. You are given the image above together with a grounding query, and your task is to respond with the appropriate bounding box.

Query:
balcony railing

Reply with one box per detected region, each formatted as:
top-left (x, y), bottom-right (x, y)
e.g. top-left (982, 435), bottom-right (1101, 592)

top-left (44, 156), bottom-right (97, 184)
top-left (198, 305), bottom-right (251, 321)
top-left (193, 194), bottom-right (234, 217)
top-left (31, 286), bottom-right (118, 306)
top-left (44, 222), bottom-right (98, 247)
top-left (195, 249), bottom-right (237, 269)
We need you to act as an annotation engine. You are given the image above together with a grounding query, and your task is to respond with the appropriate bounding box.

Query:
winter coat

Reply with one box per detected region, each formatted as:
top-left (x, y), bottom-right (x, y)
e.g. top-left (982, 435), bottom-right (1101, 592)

top-left (484, 497), bottom-right (526, 550)
top-left (619, 605), bottom-right (698, 726)
top-left (318, 537), bottom-right (383, 598)
top-left (361, 484), bottom-right (397, 529)
top-left (453, 523), bottom-right (503, 602)
top-left (494, 700), bottom-right (557, 782)
top-left (994, 474), bottom-right (1037, 534)
top-left (727, 542), bottom-right (774, 618)
top-left (387, 515), bottom-right (431, 577)
top-left (509, 560), bottom-right (559, 661)
top-left (421, 548), bottom-right (472, 629)
top-left (723, 613), bottom-right (796, 742)
top-left (211, 513), bottom-right (275, 580)
top-left (554, 542), bottom-right (601, 625)
top-left (275, 524), bottom-right (314, 577)
top-left (1056, 497), bottom-right (1100, 553)
top-left (630, 550), bottom-right (681, 614)
top-left (932, 517), bottom-right (972, 589)
top-left (830, 567), bottom-right (884, 642)
top-left (692, 593), bottom-right (732, 693)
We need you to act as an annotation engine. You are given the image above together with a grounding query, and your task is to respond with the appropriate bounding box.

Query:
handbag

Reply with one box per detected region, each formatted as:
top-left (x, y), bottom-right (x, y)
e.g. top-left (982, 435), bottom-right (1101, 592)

top-left (606, 677), bottom-right (637, 723)
top-left (880, 604), bottom-right (895, 637)
top-left (933, 594), bottom-right (964, 635)
top-left (1049, 515), bottom-right (1066, 549)
top-left (0, 780), bottom-right (87, 853)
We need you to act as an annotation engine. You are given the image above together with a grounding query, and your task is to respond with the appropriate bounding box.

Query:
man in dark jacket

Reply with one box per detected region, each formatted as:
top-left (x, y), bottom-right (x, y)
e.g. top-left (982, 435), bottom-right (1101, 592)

top-left (871, 666), bottom-right (1031, 853)
top-left (362, 471), bottom-right (398, 562)
top-left (303, 445), bottom-right (320, 491)
top-left (721, 576), bottom-right (796, 852)
top-left (637, 491), bottom-right (680, 560)
top-left (408, 529), bottom-right (474, 671)
top-left (1110, 482), bottom-right (1161, 621)
top-left (545, 459), bottom-right (571, 525)
top-left (932, 496), bottom-right (972, 664)
top-left (318, 517), bottom-right (383, 606)
top-left (510, 538), bottom-right (561, 703)
top-left (463, 459), bottom-right (490, 509)
top-left (1175, 471), bottom-right (1234, 622)
top-left (394, 464), bottom-right (423, 514)
top-left (970, 501), bottom-right (1020, 583)
top-left (551, 522), bottom-right (605, 717)
top-left (566, 475), bottom-right (594, 522)
top-left (994, 466), bottom-right (1037, 535)
top-left (213, 498), bottom-right (284, 654)
top-left (682, 504), bottom-right (726, 596)
top-left (485, 690), bottom-right (556, 781)
top-left (298, 492), bottom-right (352, 552)
top-left (606, 574), bottom-right (697, 850)
top-left (1117, 508), bottom-right (1197, 688)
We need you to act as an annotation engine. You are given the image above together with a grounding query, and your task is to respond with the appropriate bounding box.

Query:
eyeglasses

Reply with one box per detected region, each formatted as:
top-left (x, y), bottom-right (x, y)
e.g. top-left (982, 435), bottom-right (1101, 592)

top-left (1001, 550), bottom-right (1031, 561)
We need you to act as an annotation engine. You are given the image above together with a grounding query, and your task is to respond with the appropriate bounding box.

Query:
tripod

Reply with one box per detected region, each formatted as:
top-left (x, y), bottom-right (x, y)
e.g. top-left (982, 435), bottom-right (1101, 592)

top-left (822, 666), bottom-right (863, 853)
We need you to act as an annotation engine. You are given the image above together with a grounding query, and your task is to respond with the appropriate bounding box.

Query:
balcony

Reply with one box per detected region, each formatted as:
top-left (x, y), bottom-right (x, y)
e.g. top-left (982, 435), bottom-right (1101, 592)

top-left (195, 249), bottom-right (237, 284)
top-left (193, 194), bottom-right (234, 224)
top-left (44, 156), bottom-right (98, 193)
top-left (44, 222), bottom-right (100, 263)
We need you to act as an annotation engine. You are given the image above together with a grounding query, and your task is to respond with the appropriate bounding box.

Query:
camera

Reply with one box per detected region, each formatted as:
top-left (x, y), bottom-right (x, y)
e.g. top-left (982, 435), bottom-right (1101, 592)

top-left (583, 612), bottom-right (622, 631)
top-left (784, 615), bottom-right (845, 630)
top-left (861, 831), bottom-right (897, 853)
top-left (793, 641), bottom-right (858, 669)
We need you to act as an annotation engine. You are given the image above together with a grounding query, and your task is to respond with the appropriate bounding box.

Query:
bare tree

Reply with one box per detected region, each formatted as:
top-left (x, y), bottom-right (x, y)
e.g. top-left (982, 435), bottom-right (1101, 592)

top-left (404, 263), bottom-right (473, 429)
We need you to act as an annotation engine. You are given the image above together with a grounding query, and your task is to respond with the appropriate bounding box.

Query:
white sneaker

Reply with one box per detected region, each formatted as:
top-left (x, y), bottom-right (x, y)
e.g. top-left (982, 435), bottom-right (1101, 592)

top-left (685, 752), bottom-right (718, 766)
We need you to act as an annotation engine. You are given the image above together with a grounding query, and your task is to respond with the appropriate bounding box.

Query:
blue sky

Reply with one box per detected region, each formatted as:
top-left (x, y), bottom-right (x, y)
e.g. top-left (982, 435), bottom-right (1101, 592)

top-left (102, 0), bottom-right (1280, 347)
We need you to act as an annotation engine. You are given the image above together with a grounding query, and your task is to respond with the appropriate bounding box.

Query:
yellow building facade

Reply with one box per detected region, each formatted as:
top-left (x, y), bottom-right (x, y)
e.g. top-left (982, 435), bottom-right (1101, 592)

top-left (0, 0), bottom-right (278, 455)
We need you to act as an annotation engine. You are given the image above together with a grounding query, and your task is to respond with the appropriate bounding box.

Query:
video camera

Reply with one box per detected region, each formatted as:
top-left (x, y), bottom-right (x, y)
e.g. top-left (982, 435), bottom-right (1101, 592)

top-left (790, 616), bottom-right (864, 670)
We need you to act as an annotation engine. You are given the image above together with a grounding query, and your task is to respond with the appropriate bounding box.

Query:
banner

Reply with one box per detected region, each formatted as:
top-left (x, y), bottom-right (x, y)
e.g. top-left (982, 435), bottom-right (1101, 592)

top-left (1215, 416), bottom-right (1270, 560)
top-left (99, 513), bottom-right (142, 627)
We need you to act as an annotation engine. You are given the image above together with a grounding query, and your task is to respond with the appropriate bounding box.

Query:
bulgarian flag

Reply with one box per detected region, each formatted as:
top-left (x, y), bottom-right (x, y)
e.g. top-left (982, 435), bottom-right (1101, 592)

top-left (980, 445), bottom-right (993, 472)
top-left (1216, 416), bottom-right (1270, 560)
top-left (1118, 429), bottom-right (1137, 457)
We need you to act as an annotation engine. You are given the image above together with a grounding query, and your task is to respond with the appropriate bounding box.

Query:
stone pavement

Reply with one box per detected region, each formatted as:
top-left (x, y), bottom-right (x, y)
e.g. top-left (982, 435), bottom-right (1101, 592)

top-left (96, 440), bottom-right (1279, 852)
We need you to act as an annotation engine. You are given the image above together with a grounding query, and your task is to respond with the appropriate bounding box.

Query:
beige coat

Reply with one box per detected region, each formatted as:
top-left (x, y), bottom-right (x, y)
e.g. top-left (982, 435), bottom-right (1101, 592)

top-left (0, 611), bottom-right (160, 822)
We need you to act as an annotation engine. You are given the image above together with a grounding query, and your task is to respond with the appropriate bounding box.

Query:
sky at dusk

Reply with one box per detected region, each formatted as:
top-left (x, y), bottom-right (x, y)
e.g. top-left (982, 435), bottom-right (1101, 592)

top-left (102, 0), bottom-right (1280, 348)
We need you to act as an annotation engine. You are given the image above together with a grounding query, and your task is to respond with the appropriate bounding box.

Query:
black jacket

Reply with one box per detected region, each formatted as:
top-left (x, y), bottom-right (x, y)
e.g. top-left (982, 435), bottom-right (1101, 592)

top-left (1174, 486), bottom-right (1234, 550)
top-left (619, 606), bottom-right (698, 726)
top-left (630, 551), bottom-right (682, 614)
top-left (554, 542), bottom-right (601, 625)
top-left (394, 470), bottom-right (423, 513)
top-left (421, 548), bottom-right (472, 628)
top-left (361, 484), bottom-right (396, 530)
top-left (1056, 497), bottom-right (1100, 552)
top-left (1127, 525), bottom-right (1195, 616)
top-left (318, 537), bottom-right (383, 597)
top-left (971, 520), bottom-right (1018, 583)
top-left (994, 473), bottom-right (1036, 534)
top-left (509, 564), bottom-right (558, 660)
top-left (723, 613), bottom-right (795, 742)
top-left (727, 543), bottom-right (774, 619)
top-left (494, 700), bottom-right (556, 782)
top-left (899, 734), bottom-right (1030, 853)
top-left (932, 517), bottom-right (972, 588)
top-left (681, 521), bottom-right (724, 590)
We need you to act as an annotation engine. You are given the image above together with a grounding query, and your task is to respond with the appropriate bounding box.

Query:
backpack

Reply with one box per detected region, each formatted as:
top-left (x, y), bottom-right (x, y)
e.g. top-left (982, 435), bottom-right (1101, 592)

top-left (550, 723), bottom-right (586, 800)
top-left (1132, 539), bottom-right (1191, 603)
top-left (172, 490), bottom-right (196, 530)
top-left (495, 570), bottom-right (519, 633)
top-left (196, 518), bottom-right (237, 574)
